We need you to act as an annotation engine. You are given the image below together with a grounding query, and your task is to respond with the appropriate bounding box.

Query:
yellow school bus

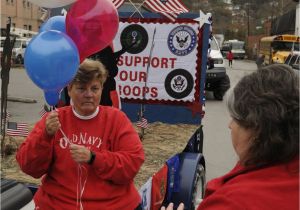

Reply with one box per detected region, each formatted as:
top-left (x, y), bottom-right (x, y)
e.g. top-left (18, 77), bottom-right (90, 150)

top-left (258, 34), bottom-right (300, 65)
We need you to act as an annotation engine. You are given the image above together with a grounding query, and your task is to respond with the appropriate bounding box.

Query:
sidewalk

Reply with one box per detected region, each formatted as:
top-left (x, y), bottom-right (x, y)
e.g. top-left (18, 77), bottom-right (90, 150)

top-left (1, 67), bottom-right (44, 124)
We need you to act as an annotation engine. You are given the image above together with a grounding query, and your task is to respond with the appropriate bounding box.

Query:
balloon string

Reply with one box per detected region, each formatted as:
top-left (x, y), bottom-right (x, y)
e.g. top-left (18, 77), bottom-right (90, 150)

top-left (52, 107), bottom-right (72, 145)
top-left (59, 125), bottom-right (88, 210)
top-left (59, 126), bottom-right (72, 145)
top-left (53, 107), bottom-right (87, 209)
top-left (77, 164), bottom-right (88, 210)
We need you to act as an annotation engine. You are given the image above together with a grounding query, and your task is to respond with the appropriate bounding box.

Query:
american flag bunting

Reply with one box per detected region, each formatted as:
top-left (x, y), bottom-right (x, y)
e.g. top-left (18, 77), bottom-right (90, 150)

top-left (6, 122), bottom-right (29, 137)
top-left (137, 117), bottom-right (148, 129)
top-left (143, 0), bottom-right (189, 21)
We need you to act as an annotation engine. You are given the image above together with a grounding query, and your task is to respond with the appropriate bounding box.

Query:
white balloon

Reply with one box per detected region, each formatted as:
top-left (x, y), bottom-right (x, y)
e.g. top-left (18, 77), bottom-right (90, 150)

top-left (28, 0), bottom-right (76, 8)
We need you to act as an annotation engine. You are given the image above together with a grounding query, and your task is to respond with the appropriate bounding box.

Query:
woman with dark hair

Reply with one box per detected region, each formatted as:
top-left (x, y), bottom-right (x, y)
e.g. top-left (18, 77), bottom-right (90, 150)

top-left (162, 64), bottom-right (299, 210)
top-left (225, 64), bottom-right (298, 166)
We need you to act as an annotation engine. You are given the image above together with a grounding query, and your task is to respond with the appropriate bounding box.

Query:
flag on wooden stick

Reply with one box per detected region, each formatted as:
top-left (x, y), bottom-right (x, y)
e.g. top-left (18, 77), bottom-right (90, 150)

top-left (6, 122), bottom-right (29, 137)
top-left (39, 104), bottom-right (50, 118)
top-left (137, 117), bottom-right (148, 128)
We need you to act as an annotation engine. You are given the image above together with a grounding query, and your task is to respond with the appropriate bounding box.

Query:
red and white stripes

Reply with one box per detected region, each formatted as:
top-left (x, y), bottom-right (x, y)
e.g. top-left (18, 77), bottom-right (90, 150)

top-left (144, 0), bottom-right (189, 21)
top-left (112, 0), bottom-right (126, 9)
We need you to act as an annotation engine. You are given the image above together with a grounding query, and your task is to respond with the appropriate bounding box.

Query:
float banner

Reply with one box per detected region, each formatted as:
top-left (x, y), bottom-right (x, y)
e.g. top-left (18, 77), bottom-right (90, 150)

top-left (114, 22), bottom-right (199, 102)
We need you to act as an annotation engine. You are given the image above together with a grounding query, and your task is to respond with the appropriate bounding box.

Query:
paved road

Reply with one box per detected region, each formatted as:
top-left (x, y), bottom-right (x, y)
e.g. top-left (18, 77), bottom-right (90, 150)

top-left (203, 59), bottom-right (257, 180)
top-left (1, 67), bottom-right (44, 124)
top-left (1, 59), bottom-right (257, 182)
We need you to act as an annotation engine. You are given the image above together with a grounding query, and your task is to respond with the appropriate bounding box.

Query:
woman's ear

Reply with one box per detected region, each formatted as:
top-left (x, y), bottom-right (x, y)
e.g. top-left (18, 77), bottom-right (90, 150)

top-left (67, 84), bottom-right (72, 95)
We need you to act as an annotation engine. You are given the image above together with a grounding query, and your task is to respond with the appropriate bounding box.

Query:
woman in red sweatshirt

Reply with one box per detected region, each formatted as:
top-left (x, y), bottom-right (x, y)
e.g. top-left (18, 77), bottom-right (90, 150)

top-left (162, 64), bottom-right (299, 210)
top-left (16, 59), bottom-right (145, 210)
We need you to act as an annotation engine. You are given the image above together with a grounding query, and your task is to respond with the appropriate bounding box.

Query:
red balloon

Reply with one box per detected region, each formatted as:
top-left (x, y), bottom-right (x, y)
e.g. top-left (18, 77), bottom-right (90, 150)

top-left (66, 0), bottom-right (119, 62)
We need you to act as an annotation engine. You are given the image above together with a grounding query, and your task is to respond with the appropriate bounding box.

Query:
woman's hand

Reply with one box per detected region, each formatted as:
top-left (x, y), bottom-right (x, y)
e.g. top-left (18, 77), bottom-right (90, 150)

top-left (45, 111), bottom-right (61, 136)
top-left (69, 144), bottom-right (92, 164)
top-left (161, 203), bottom-right (184, 210)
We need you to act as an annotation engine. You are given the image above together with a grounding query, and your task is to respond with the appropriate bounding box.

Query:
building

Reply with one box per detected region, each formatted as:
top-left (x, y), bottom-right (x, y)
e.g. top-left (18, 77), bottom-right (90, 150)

top-left (1, 0), bottom-right (43, 37)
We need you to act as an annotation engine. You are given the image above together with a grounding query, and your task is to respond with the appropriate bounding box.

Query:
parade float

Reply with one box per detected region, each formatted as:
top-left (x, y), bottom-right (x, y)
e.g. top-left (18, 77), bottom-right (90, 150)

top-left (0, 0), bottom-right (211, 209)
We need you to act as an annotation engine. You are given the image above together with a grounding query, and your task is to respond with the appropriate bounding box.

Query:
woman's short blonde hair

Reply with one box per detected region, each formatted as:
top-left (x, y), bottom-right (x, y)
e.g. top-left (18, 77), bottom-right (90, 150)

top-left (70, 59), bottom-right (108, 87)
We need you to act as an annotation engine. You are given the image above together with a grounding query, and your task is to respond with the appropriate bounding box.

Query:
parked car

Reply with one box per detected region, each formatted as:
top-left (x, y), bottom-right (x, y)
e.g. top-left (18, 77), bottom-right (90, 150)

top-left (0, 36), bottom-right (13, 62)
top-left (12, 38), bottom-right (29, 64)
top-left (0, 37), bottom-right (29, 65)
top-left (284, 51), bottom-right (300, 71)
top-left (220, 43), bottom-right (231, 58)
top-left (205, 36), bottom-right (230, 100)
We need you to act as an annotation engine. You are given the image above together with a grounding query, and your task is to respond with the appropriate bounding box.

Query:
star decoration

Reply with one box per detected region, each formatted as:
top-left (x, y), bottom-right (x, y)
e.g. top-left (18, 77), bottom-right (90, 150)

top-left (194, 10), bottom-right (211, 29)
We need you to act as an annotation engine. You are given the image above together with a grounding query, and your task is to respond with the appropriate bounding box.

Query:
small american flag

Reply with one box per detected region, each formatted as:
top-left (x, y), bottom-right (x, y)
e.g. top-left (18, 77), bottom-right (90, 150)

top-left (39, 104), bottom-right (50, 118)
top-left (112, 0), bottom-right (125, 9)
top-left (143, 0), bottom-right (189, 21)
top-left (6, 122), bottom-right (29, 137)
top-left (137, 117), bottom-right (148, 128)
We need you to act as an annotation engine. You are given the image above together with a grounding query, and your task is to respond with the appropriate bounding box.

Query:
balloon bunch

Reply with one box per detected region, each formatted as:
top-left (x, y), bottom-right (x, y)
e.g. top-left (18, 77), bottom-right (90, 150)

top-left (25, 16), bottom-right (79, 106)
top-left (24, 0), bottom-right (119, 106)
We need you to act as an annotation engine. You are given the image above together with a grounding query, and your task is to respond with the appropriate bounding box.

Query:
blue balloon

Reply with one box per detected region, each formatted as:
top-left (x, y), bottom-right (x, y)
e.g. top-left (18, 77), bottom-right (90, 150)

top-left (40, 16), bottom-right (66, 33)
top-left (24, 30), bottom-right (79, 106)
top-left (44, 90), bottom-right (60, 106)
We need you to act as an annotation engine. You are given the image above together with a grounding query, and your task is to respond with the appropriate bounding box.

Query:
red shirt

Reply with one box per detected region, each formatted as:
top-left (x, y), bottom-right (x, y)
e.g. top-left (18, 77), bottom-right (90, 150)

top-left (198, 157), bottom-right (299, 210)
top-left (227, 52), bottom-right (234, 60)
top-left (16, 106), bottom-right (144, 210)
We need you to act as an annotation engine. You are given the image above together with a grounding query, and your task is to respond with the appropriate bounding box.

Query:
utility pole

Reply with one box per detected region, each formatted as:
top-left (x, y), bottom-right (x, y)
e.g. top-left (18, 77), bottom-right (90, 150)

top-left (1, 18), bottom-right (15, 157)
top-left (244, 1), bottom-right (251, 39)
top-left (247, 2), bottom-right (250, 36)
top-left (270, 1), bottom-right (278, 21)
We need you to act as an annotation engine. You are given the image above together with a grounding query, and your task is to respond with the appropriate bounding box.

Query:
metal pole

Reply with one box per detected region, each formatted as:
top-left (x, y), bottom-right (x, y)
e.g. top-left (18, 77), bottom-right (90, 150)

top-left (247, 2), bottom-right (250, 36)
top-left (1, 18), bottom-right (15, 157)
top-left (138, 27), bottom-right (156, 139)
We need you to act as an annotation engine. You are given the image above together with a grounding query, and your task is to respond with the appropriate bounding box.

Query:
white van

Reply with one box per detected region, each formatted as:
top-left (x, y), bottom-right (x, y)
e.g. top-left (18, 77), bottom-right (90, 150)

top-left (12, 38), bottom-right (29, 64)
top-left (0, 37), bottom-right (29, 64)
top-left (222, 39), bottom-right (246, 59)
top-left (0, 37), bottom-right (12, 61)
top-left (205, 36), bottom-right (230, 100)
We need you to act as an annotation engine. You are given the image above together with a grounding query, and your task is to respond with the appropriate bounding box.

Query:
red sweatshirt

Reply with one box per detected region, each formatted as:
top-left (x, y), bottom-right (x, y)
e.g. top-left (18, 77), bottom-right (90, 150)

top-left (16, 106), bottom-right (145, 210)
top-left (198, 157), bottom-right (299, 210)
